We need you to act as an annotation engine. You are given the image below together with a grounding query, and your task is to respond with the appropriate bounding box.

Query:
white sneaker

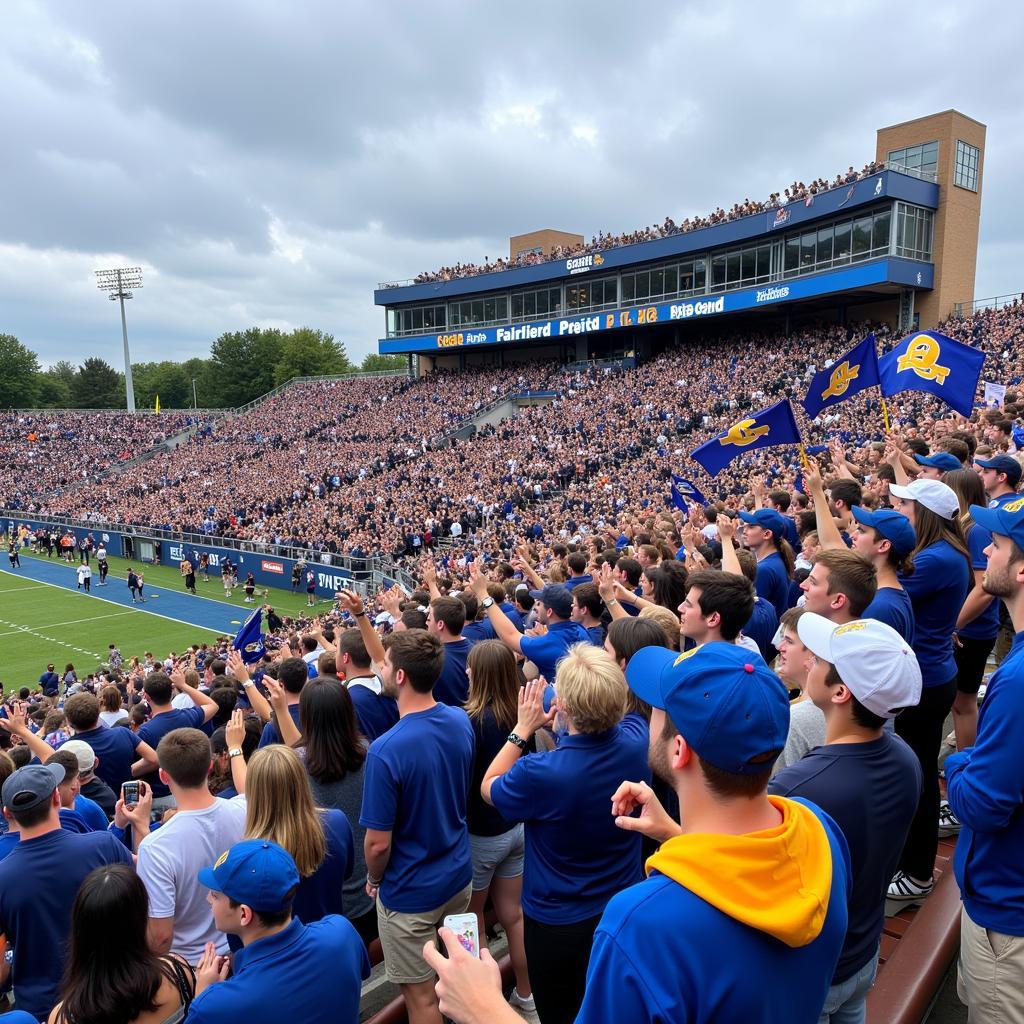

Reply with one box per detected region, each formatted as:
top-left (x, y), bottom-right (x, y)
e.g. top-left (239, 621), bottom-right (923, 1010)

top-left (885, 870), bottom-right (934, 916)
top-left (509, 989), bottom-right (535, 1012)
top-left (938, 800), bottom-right (962, 837)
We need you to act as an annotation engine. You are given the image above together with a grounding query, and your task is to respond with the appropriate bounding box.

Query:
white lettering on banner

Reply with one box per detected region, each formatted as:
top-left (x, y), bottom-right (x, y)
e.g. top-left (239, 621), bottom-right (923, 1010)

top-left (565, 253), bottom-right (604, 275)
top-left (755, 286), bottom-right (790, 304)
top-left (465, 332), bottom-right (487, 344)
top-left (496, 322), bottom-right (554, 343)
top-left (318, 572), bottom-right (347, 592)
top-left (557, 316), bottom-right (601, 336)
top-left (669, 296), bottom-right (726, 320)
top-left (261, 560), bottom-right (284, 574)
top-left (170, 546), bottom-right (182, 560)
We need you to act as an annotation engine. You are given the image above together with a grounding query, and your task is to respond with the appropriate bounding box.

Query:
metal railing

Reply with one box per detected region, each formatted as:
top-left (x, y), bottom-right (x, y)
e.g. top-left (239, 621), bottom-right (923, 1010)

top-left (3, 408), bottom-right (224, 415)
top-left (231, 368), bottom-right (411, 417)
top-left (884, 161), bottom-right (939, 183)
top-left (952, 293), bottom-right (1024, 318)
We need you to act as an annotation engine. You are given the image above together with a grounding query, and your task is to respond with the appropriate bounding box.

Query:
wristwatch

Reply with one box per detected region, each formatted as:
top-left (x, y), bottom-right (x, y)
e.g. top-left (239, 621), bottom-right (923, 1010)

top-left (481, 597), bottom-right (495, 609)
top-left (507, 731), bottom-right (529, 751)
top-left (228, 748), bottom-right (244, 758)
top-left (241, 680), bottom-right (254, 689)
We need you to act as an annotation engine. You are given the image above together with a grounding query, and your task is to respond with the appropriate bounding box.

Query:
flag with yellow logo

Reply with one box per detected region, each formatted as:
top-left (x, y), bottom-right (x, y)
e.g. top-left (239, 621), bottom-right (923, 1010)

top-left (878, 330), bottom-right (985, 417)
top-left (691, 399), bottom-right (803, 477)
top-left (154, 395), bottom-right (160, 414)
top-left (802, 334), bottom-right (879, 418)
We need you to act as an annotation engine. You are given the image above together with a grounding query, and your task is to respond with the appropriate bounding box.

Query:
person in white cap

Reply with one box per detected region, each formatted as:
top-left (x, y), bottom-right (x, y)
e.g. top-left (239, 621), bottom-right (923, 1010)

top-left (884, 477), bottom-right (971, 912)
top-left (770, 614), bottom-right (923, 1022)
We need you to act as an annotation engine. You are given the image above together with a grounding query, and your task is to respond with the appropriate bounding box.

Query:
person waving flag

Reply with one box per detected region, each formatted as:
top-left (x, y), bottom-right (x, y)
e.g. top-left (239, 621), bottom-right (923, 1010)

top-left (232, 606), bottom-right (266, 664)
top-left (670, 475), bottom-right (707, 510)
top-left (802, 334), bottom-right (880, 418)
top-left (691, 399), bottom-right (803, 477)
top-left (878, 330), bottom-right (985, 417)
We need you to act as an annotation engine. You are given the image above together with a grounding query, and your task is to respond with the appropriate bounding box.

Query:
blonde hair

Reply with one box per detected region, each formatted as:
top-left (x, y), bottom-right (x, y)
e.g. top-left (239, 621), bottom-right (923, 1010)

top-left (638, 605), bottom-right (680, 651)
top-left (554, 643), bottom-right (627, 734)
top-left (244, 746), bottom-right (326, 877)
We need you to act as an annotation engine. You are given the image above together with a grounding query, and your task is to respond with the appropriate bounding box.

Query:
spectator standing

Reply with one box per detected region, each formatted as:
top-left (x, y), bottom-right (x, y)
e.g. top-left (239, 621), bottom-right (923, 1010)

top-left (60, 740), bottom-right (117, 819)
top-left (427, 596), bottom-right (474, 706)
top-left (738, 508), bottom-right (795, 619)
top-left (38, 664), bottom-right (59, 699)
top-left (334, 626), bottom-right (398, 742)
top-left (256, 657), bottom-right (306, 748)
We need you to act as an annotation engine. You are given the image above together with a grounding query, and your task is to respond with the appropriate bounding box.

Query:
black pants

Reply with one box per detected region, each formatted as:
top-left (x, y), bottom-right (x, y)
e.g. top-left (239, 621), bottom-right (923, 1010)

top-left (895, 678), bottom-right (957, 881)
top-left (523, 911), bottom-right (601, 1024)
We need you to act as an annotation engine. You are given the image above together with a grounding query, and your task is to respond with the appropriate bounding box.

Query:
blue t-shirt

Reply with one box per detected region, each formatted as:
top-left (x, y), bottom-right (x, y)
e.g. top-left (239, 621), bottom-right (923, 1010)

top-left (575, 801), bottom-right (850, 1024)
top-left (293, 810), bottom-right (355, 925)
top-left (63, 724), bottom-right (142, 793)
top-left (186, 916), bottom-right (370, 1024)
top-left (489, 713), bottom-right (650, 924)
top-left (258, 704), bottom-right (303, 748)
top-left (462, 620), bottom-right (495, 643)
top-left (59, 808), bottom-right (93, 833)
top-left (434, 637), bottom-right (474, 707)
top-left (520, 620), bottom-right (592, 681)
top-left (959, 522), bottom-right (1000, 641)
top-left (0, 831), bottom-right (20, 863)
top-left (499, 602), bottom-right (525, 633)
top-left (347, 679), bottom-right (398, 742)
top-left (138, 705), bottom-right (207, 797)
top-left (743, 597), bottom-right (779, 662)
top-left (755, 551), bottom-right (791, 619)
top-left (770, 734), bottom-right (922, 982)
top-left (0, 829), bottom-right (132, 1020)
top-left (947, 631), bottom-right (1024, 935)
top-left (899, 539), bottom-right (969, 686)
top-left (360, 703), bottom-right (475, 912)
top-left (863, 586), bottom-right (915, 645)
top-left (563, 574), bottom-right (594, 591)
top-left (585, 624), bottom-right (605, 647)
top-left (73, 794), bottom-right (109, 832)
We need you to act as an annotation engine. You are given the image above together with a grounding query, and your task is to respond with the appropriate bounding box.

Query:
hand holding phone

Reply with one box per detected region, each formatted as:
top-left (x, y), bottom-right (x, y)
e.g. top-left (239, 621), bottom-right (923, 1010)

top-left (122, 780), bottom-right (141, 809)
top-left (442, 914), bottom-right (480, 958)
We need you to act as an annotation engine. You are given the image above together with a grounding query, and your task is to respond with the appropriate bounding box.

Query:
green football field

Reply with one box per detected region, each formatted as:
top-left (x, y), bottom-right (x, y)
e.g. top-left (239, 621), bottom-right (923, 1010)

top-left (0, 550), bottom-right (339, 694)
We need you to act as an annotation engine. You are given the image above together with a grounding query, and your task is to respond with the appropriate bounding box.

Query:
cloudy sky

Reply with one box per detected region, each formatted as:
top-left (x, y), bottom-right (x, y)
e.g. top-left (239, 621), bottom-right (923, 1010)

top-left (1, 0), bottom-right (1020, 368)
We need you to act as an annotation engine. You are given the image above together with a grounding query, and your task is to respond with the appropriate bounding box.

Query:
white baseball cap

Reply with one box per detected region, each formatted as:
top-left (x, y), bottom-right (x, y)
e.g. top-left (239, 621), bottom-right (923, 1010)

top-left (888, 479), bottom-right (959, 520)
top-left (797, 613), bottom-right (922, 719)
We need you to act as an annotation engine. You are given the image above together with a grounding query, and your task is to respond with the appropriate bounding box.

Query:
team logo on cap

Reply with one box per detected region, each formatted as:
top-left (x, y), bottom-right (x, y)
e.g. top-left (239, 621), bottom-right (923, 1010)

top-left (834, 621), bottom-right (867, 636)
top-left (214, 850), bottom-right (230, 869)
top-left (673, 645), bottom-right (702, 666)
top-left (821, 360), bottom-right (860, 400)
top-left (1003, 497), bottom-right (1024, 513)
top-left (719, 418), bottom-right (770, 448)
top-left (896, 335), bottom-right (950, 384)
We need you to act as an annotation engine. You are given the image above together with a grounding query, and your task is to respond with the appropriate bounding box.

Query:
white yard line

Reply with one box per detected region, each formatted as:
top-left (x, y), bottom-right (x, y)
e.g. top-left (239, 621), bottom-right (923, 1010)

top-left (0, 609), bottom-right (136, 638)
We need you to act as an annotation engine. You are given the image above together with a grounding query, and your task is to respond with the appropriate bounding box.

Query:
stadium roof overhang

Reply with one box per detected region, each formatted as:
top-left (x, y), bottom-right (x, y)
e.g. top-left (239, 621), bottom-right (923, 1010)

top-left (377, 257), bottom-right (933, 355)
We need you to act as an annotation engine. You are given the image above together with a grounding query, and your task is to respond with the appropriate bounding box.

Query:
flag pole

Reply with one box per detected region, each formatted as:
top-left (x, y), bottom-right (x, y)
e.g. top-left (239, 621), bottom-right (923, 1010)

top-left (880, 397), bottom-right (891, 433)
top-left (798, 444), bottom-right (810, 470)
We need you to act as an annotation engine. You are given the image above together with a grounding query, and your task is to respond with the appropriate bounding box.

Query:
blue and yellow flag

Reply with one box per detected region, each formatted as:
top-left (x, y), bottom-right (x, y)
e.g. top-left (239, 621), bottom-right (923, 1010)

top-left (691, 399), bottom-right (803, 477)
top-left (671, 475), bottom-right (707, 510)
top-left (802, 334), bottom-right (880, 418)
top-left (879, 330), bottom-right (985, 417)
top-left (232, 607), bottom-right (266, 665)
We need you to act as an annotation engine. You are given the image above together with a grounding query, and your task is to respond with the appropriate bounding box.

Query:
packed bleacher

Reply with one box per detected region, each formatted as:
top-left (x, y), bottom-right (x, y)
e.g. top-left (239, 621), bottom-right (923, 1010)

top-left (410, 161), bottom-right (884, 284)
top-left (2, 297), bottom-right (1024, 1022)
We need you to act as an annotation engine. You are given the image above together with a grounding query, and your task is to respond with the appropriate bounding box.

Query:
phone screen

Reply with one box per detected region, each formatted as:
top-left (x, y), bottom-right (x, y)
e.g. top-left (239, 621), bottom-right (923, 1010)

top-left (122, 781), bottom-right (140, 807)
top-left (442, 913), bottom-right (480, 957)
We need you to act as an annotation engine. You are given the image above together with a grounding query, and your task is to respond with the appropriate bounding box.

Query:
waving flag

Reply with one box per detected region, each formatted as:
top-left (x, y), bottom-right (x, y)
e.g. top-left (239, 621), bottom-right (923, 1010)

top-left (879, 330), bottom-right (985, 417)
top-left (671, 475), bottom-right (707, 510)
top-left (691, 399), bottom-right (803, 478)
top-left (232, 607), bottom-right (266, 665)
top-left (802, 334), bottom-right (880, 418)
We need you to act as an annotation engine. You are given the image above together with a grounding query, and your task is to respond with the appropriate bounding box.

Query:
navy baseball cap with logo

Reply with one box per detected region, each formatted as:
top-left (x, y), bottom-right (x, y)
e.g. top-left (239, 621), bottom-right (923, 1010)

top-left (970, 495), bottom-right (1024, 550)
top-left (975, 454), bottom-right (1023, 487)
top-left (528, 583), bottom-right (573, 619)
top-left (197, 839), bottom-right (300, 912)
top-left (625, 642), bottom-right (789, 774)
top-left (851, 506), bottom-right (917, 560)
top-left (913, 452), bottom-right (962, 472)
top-left (738, 508), bottom-right (788, 538)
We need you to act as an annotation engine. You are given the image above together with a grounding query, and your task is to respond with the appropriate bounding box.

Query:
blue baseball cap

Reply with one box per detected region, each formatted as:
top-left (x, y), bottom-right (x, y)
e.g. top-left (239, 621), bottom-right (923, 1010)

top-left (970, 497), bottom-right (1024, 550)
top-left (197, 839), bottom-right (300, 913)
top-left (738, 508), bottom-right (788, 537)
top-left (913, 452), bottom-right (962, 472)
top-left (528, 583), bottom-right (573, 619)
top-left (850, 506), bottom-right (917, 560)
top-left (625, 642), bottom-right (789, 774)
top-left (975, 455), bottom-right (1023, 487)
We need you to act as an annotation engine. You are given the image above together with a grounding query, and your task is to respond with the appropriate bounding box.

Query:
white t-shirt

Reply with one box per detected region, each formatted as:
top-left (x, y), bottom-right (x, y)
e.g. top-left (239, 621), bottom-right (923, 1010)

top-left (77, 565), bottom-right (91, 582)
top-left (99, 710), bottom-right (129, 728)
top-left (137, 799), bottom-right (247, 963)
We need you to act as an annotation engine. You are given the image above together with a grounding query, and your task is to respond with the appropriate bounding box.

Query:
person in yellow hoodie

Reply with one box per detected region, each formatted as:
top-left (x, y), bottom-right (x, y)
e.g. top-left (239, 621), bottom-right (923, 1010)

top-left (424, 640), bottom-right (852, 1024)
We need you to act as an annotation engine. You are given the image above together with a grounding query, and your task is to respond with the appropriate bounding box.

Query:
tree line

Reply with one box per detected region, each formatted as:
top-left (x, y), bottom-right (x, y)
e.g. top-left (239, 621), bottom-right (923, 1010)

top-left (0, 328), bottom-right (407, 410)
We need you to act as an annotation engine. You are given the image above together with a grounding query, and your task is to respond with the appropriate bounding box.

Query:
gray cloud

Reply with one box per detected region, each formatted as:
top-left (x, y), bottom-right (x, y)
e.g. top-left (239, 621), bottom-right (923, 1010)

top-left (0, 0), bottom-right (1020, 369)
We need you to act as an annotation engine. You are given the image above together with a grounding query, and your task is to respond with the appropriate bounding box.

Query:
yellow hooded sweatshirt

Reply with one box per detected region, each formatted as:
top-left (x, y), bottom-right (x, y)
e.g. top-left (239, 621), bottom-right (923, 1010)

top-left (646, 795), bottom-right (834, 948)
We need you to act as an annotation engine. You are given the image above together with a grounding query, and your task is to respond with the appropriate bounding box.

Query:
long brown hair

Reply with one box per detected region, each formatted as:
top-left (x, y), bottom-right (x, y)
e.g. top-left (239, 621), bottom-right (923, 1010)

top-left (464, 640), bottom-right (520, 732)
top-left (244, 746), bottom-right (326, 877)
top-left (944, 467), bottom-right (987, 533)
top-left (911, 502), bottom-right (970, 561)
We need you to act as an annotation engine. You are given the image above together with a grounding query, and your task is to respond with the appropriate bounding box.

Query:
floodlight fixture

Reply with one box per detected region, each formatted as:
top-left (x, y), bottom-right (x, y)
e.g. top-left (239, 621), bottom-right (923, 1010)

top-left (95, 266), bottom-right (143, 412)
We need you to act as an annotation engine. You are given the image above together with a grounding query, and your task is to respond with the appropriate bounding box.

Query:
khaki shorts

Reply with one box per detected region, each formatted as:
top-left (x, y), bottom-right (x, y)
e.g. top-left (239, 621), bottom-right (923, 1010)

top-left (377, 882), bottom-right (472, 984)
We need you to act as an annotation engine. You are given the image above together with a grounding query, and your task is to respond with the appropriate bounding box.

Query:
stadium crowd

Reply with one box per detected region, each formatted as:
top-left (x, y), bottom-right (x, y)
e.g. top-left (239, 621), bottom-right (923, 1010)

top-left (410, 161), bottom-right (885, 284)
top-left (2, 297), bottom-right (1024, 1023)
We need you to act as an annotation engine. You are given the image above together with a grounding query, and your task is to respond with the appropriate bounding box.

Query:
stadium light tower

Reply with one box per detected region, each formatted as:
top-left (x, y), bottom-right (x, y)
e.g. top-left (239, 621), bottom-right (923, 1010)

top-left (95, 266), bottom-right (143, 412)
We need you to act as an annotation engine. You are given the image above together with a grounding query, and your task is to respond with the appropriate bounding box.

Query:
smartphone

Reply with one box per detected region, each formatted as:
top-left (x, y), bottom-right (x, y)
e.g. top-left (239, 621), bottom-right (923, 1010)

top-left (442, 914), bottom-right (480, 957)
top-left (122, 781), bottom-right (140, 808)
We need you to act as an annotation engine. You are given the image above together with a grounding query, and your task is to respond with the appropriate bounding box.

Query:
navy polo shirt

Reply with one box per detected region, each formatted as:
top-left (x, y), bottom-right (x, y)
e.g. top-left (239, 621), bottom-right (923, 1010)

top-left (489, 713), bottom-right (650, 924)
top-left (138, 705), bottom-right (207, 797)
top-left (294, 810), bottom-right (354, 924)
top-left (258, 704), bottom-right (302, 748)
top-left (520, 620), bottom-right (592, 681)
top-left (0, 828), bottom-right (132, 1020)
top-left (63, 724), bottom-right (142, 793)
top-left (770, 734), bottom-right (921, 982)
top-left (863, 586), bottom-right (915, 645)
top-left (434, 637), bottom-right (474, 707)
top-left (755, 551), bottom-right (791, 619)
top-left (347, 679), bottom-right (398, 742)
top-left (360, 703), bottom-right (475, 913)
top-left (585, 624), bottom-right (605, 646)
top-left (499, 602), bottom-right (525, 633)
top-left (186, 916), bottom-right (370, 1024)
top-left (462, 619), bottom-right (495, 642)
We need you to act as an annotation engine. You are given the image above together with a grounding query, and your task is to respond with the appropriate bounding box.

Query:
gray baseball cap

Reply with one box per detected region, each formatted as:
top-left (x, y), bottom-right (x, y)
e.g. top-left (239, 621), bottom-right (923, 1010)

top-left (2, 763), bottom-right (65, 812)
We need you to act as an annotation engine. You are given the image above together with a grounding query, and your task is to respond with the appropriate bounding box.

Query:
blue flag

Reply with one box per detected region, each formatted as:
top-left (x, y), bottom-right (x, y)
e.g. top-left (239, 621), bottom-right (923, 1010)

top-left (232, 607), bottom-right (266, 665)
top-left (802, 334), bottom-right (880, 418)
top-left (671, 475), bottom-right (707, 508)
top-left (691, 399), bottom-right (803, 478)
top-left (878, 330), bottom-right (985, 417)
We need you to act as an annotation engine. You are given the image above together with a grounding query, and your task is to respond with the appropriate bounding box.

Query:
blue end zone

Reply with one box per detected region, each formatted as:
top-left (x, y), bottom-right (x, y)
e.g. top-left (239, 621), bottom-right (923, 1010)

top-left (0, 559), bottom-right (247, 636)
